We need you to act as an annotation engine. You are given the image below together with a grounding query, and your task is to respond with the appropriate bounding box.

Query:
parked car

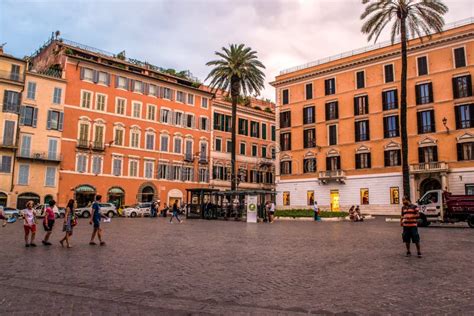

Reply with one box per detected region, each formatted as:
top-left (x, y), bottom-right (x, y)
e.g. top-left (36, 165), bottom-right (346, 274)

top-left (1, 206), bottom-right (20, 219)
top-left (123, 203), bottom-right (152, 217)
top-left (34, 204), bottom-right (66, 219)
top-left (75, 203), bottom-right (117, 218)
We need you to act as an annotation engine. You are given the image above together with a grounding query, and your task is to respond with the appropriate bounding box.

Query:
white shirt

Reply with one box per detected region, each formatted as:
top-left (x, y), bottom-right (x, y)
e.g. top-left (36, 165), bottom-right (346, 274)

top-left (270, 203), bottom-right (275, 212)
top-left (313, 204), bottom-right (319, 212)
top-left (23, 208), bottom-right (35, 225)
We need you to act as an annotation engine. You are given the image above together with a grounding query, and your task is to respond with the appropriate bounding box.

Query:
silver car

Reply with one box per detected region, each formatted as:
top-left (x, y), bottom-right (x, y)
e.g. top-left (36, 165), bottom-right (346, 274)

top-left (75, 203), bottom-right (117, 218)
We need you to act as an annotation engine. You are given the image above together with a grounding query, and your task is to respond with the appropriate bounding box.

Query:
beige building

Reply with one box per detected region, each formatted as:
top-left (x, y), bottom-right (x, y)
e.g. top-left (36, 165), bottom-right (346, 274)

top-left (11, 69), bottom-right (66, 209)
top-left (0, 48), bottom-right (26, 207)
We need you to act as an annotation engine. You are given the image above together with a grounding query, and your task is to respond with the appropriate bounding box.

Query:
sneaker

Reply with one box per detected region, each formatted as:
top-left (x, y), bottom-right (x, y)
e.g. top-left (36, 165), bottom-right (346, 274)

top-left (30, 243), bottom-right (37, 247)
top-left (89, 242), bottom-right (97, 246)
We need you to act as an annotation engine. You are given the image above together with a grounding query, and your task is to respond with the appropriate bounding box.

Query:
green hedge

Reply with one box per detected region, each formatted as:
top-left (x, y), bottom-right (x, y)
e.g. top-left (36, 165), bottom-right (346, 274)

top-left (275, 209), bottom-right (349, 218)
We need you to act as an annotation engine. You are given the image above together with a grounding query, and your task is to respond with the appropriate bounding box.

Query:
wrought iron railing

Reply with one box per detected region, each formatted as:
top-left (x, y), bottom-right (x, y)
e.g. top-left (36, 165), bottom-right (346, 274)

top-left (17, 151), bottom-right (62, 162)
top-left (319, 170), bottom-right (346, 179)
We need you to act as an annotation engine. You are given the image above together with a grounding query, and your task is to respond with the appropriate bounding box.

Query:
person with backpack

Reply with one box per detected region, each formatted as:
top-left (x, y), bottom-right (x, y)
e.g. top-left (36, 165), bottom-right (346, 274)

top-left (60, 199), bottom-right (76, 248)
top-left (89, 195), bottom-right (105, 246)
top-left (42, 200), bottom-right (57, 246)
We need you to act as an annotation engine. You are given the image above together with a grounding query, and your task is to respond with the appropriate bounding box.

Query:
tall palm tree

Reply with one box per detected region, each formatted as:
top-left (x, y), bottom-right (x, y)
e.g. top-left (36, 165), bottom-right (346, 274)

top-left (206, 44), bottom-right (266, 191)
top-left (361, 0), bottom-right (448, 199)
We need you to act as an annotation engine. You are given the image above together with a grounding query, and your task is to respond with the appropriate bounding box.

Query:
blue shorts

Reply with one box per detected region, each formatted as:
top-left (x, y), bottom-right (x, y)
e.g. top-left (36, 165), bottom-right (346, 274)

top-left (93, 219), bottom-right (100, 229)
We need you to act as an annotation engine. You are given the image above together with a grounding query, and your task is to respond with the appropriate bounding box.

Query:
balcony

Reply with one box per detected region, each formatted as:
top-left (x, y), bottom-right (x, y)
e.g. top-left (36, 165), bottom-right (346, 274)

top-left (17, 151), bottom-right (62, 162)
top-left (0, 70), bottom-right (24, 83)
top-left (198, 156), bottom-right (208, 164)
top-left (0, 139), bottom-right (17, 149)
top-left (184, 153), bottom-right (194, 162)
top-left (319, 170), bottom-right (346, 184)
top-left (76, 139), bottom-right (89, 149)
top-left (410, 162), bottom-right (449, 174)
top-left (91, 141), bottom-right (105, 151)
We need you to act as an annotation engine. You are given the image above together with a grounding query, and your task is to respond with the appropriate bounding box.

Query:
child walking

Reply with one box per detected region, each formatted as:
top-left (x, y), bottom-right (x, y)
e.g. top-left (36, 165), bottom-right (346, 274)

top-left (42, 200), bottom-right (56, 245)
top-left (23, 201), bottom-right (37, 247)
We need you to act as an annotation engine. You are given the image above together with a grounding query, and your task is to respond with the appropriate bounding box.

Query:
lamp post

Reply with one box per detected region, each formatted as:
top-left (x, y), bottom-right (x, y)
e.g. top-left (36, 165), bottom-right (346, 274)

top-left (442, 117), bottom-right (450, 134)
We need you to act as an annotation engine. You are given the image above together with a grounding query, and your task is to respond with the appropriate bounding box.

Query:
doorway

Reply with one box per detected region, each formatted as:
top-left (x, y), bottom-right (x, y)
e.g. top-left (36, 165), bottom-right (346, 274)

top-left (330, 190), bottom-right (340, 212)
top-left (420, 178), bottom-right (441, 197)
top-left (75, 185), bottom-right (96, 208)
top-left (141, 186), bottom-right (155, 203)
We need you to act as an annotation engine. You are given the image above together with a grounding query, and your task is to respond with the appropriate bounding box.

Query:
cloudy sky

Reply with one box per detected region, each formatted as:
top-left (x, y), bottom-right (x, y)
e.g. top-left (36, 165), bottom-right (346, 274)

top-left (1, 0), bottom-right (472, 100)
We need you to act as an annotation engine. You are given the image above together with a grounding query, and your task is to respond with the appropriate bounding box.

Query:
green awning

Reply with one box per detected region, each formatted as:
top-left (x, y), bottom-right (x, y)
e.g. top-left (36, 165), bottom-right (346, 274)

top-left (75, 185), bottom-right (95, 193)
top-left (108, 187), bottom-right (124, 194)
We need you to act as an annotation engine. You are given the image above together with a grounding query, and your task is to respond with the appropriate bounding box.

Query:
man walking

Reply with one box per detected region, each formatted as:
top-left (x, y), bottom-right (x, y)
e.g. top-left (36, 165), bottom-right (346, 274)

top-left (401, 197), bottom-right (421, 258)
top-left (90, 195), bottom-right (105, 246)
top-left (170, 200), bottom-right (182, 223)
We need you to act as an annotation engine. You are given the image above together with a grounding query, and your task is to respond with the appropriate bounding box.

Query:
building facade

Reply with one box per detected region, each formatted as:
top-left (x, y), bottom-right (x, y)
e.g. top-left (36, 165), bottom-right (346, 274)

top-left (30, 39), bottom-right (213, 208)
top-left (210, 91), bottom-right (276, 192)
top-left (271, 19), bottom-right (474, 215)
top-left (0, 48), bottom-right (26, 207)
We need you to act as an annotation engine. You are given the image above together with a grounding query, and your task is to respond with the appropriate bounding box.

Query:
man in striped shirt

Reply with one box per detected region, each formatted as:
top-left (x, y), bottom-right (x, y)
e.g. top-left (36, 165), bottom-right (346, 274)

top-left (401, 197), bottom-right (422, 258)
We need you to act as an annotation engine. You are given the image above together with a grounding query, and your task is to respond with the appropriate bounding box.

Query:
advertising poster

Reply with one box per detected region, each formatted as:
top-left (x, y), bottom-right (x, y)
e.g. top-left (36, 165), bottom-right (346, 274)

top-left (246, 194), bottom-right (258, 223)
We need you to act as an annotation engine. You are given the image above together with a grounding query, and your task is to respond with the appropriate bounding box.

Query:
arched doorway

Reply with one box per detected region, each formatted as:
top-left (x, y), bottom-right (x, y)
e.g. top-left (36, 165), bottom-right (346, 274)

top-left (141, 186), bottom-right (155, 203)
top-left (168, 189), bottom-right (183, 207)
top-left (74, 185), bottom-right (96, 208)
top-left (0, 192), bottom-right (7, 207)
top-left (17, 192), bottom-right (40, 210)
top-left (420, 178), bottom-right (441, 197)
top-left (108, 187), bottom-right (125, 208)
top-left (44, 195), bottom-right (54, 204)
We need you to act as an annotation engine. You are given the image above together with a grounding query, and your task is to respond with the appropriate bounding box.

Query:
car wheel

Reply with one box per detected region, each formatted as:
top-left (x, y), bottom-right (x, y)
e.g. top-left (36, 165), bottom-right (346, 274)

top-left (131, 212), bottom-right (137, 218)
top-left (82, 211), bottom-right (90, 218)
top-left (468, 215), bottom-right (474, 228)
top-left (107, 211), bottom-right (115, 218)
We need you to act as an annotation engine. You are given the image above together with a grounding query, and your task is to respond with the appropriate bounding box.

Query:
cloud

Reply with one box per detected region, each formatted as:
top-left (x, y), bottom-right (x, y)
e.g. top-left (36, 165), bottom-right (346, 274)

top-left (1, 0), bottom-right (472, 100)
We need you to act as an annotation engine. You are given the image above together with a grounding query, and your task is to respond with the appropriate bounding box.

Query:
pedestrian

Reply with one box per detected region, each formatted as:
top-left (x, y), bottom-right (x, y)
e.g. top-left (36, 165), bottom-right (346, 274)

top-left (0, 206), bottom-right (7, 227)
top-left (60, 199), bottom-right (76, 248)
top-left (89, 195), bottom-right (105, 246)
top-left (349, 205), bottom-right (356, 221)
top-left (41, 200), bottom-right (56, 246)
top-left (264, 201), bottom-right (270, 222)
top-left (23, 201), bottom-right (37, 247)
top-left (401, 196), bottom-right (422, 258)
top-left (313, 201), bottom-right (321, 221)
top-left (355, 205), bottom-right (364, 222)
top-left (150, 201), bottom-right (156, 218)
top-left (170, 200), bottom-right (182, 223)
top-left (162, 203), bottom-right (169, 218)
top-left (268, 201), bottom-right (275, 223)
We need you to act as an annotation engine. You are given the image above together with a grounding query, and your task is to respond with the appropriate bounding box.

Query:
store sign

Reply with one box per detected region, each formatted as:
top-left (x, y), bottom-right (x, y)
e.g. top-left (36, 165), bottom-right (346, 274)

top-left (246, 194), bottom-right (258, 223)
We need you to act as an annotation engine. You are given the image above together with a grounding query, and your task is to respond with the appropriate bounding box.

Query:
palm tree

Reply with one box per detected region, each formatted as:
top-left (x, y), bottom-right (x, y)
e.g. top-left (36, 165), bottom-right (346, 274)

top-left (361, 0), bottom-right (448, 199)
top-left (206, 44), bottom-right (266, 191)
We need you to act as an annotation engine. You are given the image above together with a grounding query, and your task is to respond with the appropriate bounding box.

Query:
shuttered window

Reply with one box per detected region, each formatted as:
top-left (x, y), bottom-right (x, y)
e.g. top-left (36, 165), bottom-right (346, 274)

top-left (325, 101), bottom-right (338, 120)
top-left (452, 75), bottom-right (472, 99)
top-left (415, 83), bottom-right (433, 105)
top-left (457, 142), bottom-right (474, 161)
top-left (418, 146), bottom-right (438, 163)
top-left (355, 120), bottom-right (370, 142)
top-left (303, 128), bottom-right (316, 148)
top-left (384, 150), bottom-right (401, 166)
top-left (328, 125), bottom-right (337, 145)
top-left (355, 153), bottom-right (371, 169)
top-left (417, 110), bottom-right (435, 134)
top-left (455, 104), bottom-right (474, 129)
top-left (280, 132), bottom-right (291, 151)
top-left (454, 47), bottom-right (466, 68)
top-left (354, 96), bottom-right (369, 115)
top-left (303, 106), bottom-right (315, 124)
top-left (384, 115), bottom-right (399, 138)
top-left (280, 111), bottom-right (291, 128)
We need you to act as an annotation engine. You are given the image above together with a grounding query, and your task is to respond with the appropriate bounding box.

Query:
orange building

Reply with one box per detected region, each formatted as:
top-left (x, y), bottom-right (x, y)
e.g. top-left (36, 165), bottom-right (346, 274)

top-left (30, 39), bottom-right (213, 208)
top-left (271, 18), bottom-right (474, 214)
top-left (210, 91), bottom-right (276, 192)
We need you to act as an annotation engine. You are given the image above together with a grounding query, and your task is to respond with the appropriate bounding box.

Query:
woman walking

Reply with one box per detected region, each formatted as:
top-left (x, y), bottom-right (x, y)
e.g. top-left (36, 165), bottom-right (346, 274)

top-left (42, 200), bottom-right (56, 245)
top-left (60, 199), bottom-right (76, 248)
top-left (23, 201), bottom-right (37, 247)
top-left (170, 200), bottom-right (182, 223)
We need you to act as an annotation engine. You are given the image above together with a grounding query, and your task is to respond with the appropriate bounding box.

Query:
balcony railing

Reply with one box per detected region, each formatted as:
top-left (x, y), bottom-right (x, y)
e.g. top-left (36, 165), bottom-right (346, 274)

top-left (76, 139), bottom-right (89, 149)
top-left (410, 162), bottom-right (448, 173)
top-left (184, 153), bottom-right (194, 162)
top-left (319, 170), bottom-right (346, 184)
top-left (0, 139), bottom-right (17, 149)
top-left (91, 141), bottom-right (105, 151)
top-left (17, 151), bottom-right (62, 162)
top-left (198, 156), bottom-right (208, 164)
top-left (0, 70), bottom-right (24, 83)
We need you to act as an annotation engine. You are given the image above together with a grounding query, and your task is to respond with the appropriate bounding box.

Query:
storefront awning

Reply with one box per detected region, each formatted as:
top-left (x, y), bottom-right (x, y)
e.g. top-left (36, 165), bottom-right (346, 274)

top-left (108, 187), bottom-right (124, 194)
top-left (75, 185), bottom-right (95, 193)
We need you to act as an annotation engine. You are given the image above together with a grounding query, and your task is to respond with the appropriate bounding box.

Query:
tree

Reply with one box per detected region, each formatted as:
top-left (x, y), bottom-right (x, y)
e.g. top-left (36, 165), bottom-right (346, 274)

top-left (206, 44), bottom-right (266, 190)
top-left (360, 0), bottom-right (447, 199)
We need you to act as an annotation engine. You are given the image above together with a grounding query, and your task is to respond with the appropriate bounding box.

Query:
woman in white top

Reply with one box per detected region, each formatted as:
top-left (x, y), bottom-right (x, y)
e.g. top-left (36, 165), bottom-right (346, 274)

top-left (313, 201), bottom-right (320, 221)
top-left (23, 201), bottom-right (37, 247)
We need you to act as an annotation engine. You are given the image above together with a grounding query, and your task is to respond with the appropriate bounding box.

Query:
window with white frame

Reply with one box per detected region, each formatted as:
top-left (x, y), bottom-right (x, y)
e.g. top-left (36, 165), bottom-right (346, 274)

top-left (174, 137), bottom-right (182, 154)
top-left (182, 166), bottom-right (194, 181)
top-left (132, 102), bottom-right (141, 118)
top-left (147, 105), bottom-right (156, 121)
top-left (27, 82), bottom-right (36, 100)
top-left (172, 165), bottom-right (181, 180)
top-left (20, 135), bottom-right (31, 157)
top-left (129, 160), bottom-right (138, 177)
top-left (187, 94), bottom-right (194, 105)
top-left (133, 80), bottom-right (143, 93)
top-left (200, 117), bottom-right (208, 131)
top-left (149, 84), bottom-right (157, 97)
top-left (160, 108), bottom-right (171, 123)
top-left (18, 164), bottom-right (30, 185)
top-left (112, 157), bottom-right (123, 176)
top-left (199, 168), bottom-right (208, 182)
top-left (117, 76), bottom-right (128, 89)
top-left (201, 97), bottom-right (208, 109)
top-left (185, 139), bottom-right (193, 159)
top-left (45, 167), bottom-right (56, 187)
top-left (177, 91), bottom-right (185, 103)
top-left (96, 93), bottom-right (107, 111)
top-left (82, 68), bottom-right (94, 81)
top-left (163, 87), bottom-right (171, 100)
top-left (157, 163), bottom-right (169, 179)
top-left (116, 98), bottom-right (126, 115)
top-left (53, 87), bottom-right (62, 104)
top-left (78, 123), bottom-right (89, 142)
top-left (114, 127), bottom-right (124, 146)
top-left (186, 114), bottom-right (195, 128)
top-left (174, 112), bottom-right (183, 126)
top-left (76, 154), bottom-right (87, 173)
top-left (81, 90), bottom-right (92, 108)
top-left (160, 134), bottom-right (169, 152)
top-left (98, 72), bottom-right (109, 85)
top-left (130, 129), bottom-right (140, 148)
top-left (92, 156), bottom-right (102, 174)
top-left (144, 161), bottom-right (154, 179)
top-left (145, 133), bottom-right (155, 150)
top-left (47, 138), bottom-right (58, 160)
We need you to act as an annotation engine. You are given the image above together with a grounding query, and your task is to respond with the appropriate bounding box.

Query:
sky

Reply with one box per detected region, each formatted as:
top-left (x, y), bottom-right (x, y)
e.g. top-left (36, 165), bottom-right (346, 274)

top-left (1, 0), bottom-right (473, 100)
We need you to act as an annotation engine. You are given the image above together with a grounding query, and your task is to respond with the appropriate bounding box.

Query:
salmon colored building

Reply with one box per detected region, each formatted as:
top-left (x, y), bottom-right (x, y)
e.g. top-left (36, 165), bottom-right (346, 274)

top-left (271, 18), bottom-right (474, 214)
top-left (30, 39), bottom-right (213, 208)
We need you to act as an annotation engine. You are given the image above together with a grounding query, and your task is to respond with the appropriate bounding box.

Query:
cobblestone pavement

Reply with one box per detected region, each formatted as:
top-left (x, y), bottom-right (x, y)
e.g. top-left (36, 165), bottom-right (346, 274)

top-left (0, 217), bottom-right (473, 315)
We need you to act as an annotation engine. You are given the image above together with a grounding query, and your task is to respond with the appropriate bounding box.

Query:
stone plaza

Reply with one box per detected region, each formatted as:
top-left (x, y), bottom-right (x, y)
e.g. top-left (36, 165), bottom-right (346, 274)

top-left (0, 217), bottom-right (473, 315)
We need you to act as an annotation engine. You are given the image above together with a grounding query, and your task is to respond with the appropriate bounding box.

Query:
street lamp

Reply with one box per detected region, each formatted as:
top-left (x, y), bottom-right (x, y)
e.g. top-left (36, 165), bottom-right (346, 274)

top-left (442, 117), bottom-right (450, 134)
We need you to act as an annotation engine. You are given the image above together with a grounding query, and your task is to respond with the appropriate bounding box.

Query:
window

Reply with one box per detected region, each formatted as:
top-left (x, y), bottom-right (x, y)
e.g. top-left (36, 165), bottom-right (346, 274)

top-left (27, 82), bottom-right (36, 100)
top-left (199, 142), bottom-right (208, 161)
top-left (114, 128), bottom-right (124, 146)
top-left (2, 120), bottom-right (15, 146)
top-left (240, 142), bottom-right (246, 155)
top-left (262, 123), bottom-right (267, 140)
top-left (78, 123), bottom-right (89, 141)
top-left (174, 137), bottom-right (182, 154)
top-left (76, 154), bottom-right (87, 173)
top-left (215, 138), bottom-right (222, 152)
top-left (20, 135), bottom-right (31, 157)
top-left (325, 78), bottom-right (336, 95)
top-left (355, 120), bottom-right (370, 142)
top-left (417, 56), bottom-right (428, 76)
top-left (174, 112), bottom-right (183, 126)
top-left (325, 101), bottom-right (338, 120)
top-left (252, 144), bottom-right (258, 157)
top-left (177, 91), bottom-right (186, 103)
top-left (356, 71), bottom-right (365, 89)
top-left (227, 140), bottom-right (232, 153)
top-left (305, 83), bottom-right (313, 100)
top-left (201, 97), bottom-right (208, 108)
top-left (271, 126), bottom-right (276, 141)
top-left (159, 108), bottom-right (170, 123)
top-left (18, 164), bottom-right (29, 185)
top-left (182, 166), bottom-right (194, 181)
top-left (20, 106), bottom-right (38, 127)
top-left (81, 68), bottom-right (94, 81)
top-left (214, 113), bottom-right (225, 131)
top-left (303, 158), bottom-right (317, 173)
top-left (250, 121), bottom-right (260, 138)
top-left (199, 168), bottom-right (209, 182)
top-left (53, 87), bottom-right (62, 104)
top-left (48, 138), bottom-right (58, 160)
top-left (419, 146), bottom-right (438, 163)
top-left (382, 89), bottom-right (398, 110)
top-left (81, 91), bottom-right (92, 108)
top-left (282, 89), bottom-right (289, 105)
top-left (415, 83), bottom-right (433, 105)
top-left (116, 98), bottom-right (126, 115)
top-left (457, 142), bottom-right (474, 161)
top-left (2, 90), bottom-right (21, 113)
top-left (303, 106), bottom-right (315, 124)
top-left (280, 161), bottom-right (292, 175)
top-left (271, 147), bottom-right (276, 159)
top-left (10, 64), bottom-right (20, 81)
top-left (116, 76), bottom-right (128, 89)
top-left (185, 140), bottom-right (193, 159)
top-left (328, 125), bottom-right (337, 146)
top-left (92, 156), bottom-right (102, 174)
top-left (112, 157), bottom-right (122, 176)
top-left (238, 118), bottom-right (248, 135)
top-left (98, 72), bottom-right (109, 85)
top-left (172, 165), bottom-right (181, 180)
top-left (160, 134), bottom-right (169, 152)
top-left (452, 75), bottom-right (472, 99)
top-left (147, 105), bottom-right (156, 121)
top-left (145, 133), bottom-right (155, 150)
top-left (200, 117), bottom-right (208, 131)
top-left (326, 156), bottom-right (341, 171)
top-left (0, 156), bottom-right (12, 173)
top-left (384, 64), bottom-right (394, 83)
top-left (44, 167), bottom-right (56, 187)
top-left (465, 184), bottom-right (474, 195)
top-left (130, 130), bottom-right (140, 148)
top-left (93, 125), bottom-right (104, 148)
top-left (304, 129), bottom-right (316, 148)
top-left (96, 94), bottom-right (106, 111)
top-left (149, 84), bottom-right (158, 97)
top-left (187, 94), bottom-right (194, 105)
top-left (186, 114), bottom-right (195, 128)
top-left (157, 163), bottom-right (169, 179)
top-left (280, 132), bottom-right (291, 151)
top-left (454, 47), bottom-right (466, 68)
top-left (144, 161), bottom-right (154, 179)
top-left (262, 146), bottom-right (267, 158)
top-left (129, 160), bottom-right (138, 177)
top-left (47, 110), bottom-right (64, 131)
top-left (280, 111), bottom-right (291, 128)
top-left (133, 80), bottom-right (143, 93)
top-left (384, 150), bottom-right (401, 166)
top-left (455, 104), bottom-right (474, 129)
top-left (384, 115), bottom-right (399, 138)
top-left (417, 110), bottom-right (435, 134)
top-left (283, 192), bottom-right (290, 206)
top-left (163, 87), bottom-right (172, 100)
top-left (355, 153), bottom-right (371, 169)
top-left (132, 102), bottom-right (141, 118)
top-left (354, 96), bottom-right (369, 115)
